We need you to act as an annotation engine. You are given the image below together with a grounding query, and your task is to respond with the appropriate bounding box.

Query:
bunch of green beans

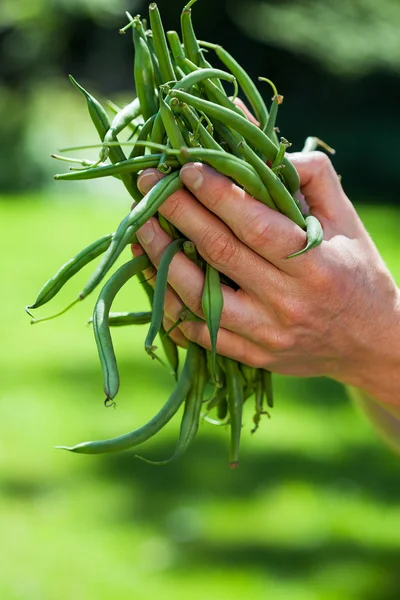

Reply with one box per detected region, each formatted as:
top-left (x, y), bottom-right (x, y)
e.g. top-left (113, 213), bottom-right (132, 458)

top-left (27, 0), bottom-right (330, 468)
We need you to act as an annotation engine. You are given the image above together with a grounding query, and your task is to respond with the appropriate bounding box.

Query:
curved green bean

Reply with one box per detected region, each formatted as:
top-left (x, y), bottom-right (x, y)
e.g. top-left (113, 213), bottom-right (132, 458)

top-left (286, 215), bottom-right (324, 258)
top-left (149, 3), bottom-right (176, 83)
top-left (202, 264), bottom-right (224, 380)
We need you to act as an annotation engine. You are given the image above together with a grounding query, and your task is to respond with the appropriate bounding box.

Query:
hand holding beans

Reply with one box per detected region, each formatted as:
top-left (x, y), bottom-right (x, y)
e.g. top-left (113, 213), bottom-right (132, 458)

top-left (134, 151), bottom-right (400, 409)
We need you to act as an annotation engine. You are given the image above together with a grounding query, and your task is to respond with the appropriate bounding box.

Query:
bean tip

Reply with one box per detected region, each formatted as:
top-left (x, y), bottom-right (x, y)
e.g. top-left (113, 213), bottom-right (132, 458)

top-left (229, 461), bottom-right (239, 469)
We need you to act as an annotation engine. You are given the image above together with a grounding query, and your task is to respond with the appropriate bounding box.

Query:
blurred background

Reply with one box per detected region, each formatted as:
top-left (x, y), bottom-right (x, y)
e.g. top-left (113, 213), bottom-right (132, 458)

top-left (0, 0), bottom-right (399, 598)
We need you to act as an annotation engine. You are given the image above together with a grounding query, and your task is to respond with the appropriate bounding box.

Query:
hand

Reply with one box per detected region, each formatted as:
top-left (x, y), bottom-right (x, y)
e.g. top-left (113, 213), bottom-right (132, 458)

top-left (132, 152), bottom-right (400, 408)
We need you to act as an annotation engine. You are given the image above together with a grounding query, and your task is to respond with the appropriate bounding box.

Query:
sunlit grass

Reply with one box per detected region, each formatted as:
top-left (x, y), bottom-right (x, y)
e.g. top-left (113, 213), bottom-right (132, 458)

top-left (0, 195), bottom-right (399, 600)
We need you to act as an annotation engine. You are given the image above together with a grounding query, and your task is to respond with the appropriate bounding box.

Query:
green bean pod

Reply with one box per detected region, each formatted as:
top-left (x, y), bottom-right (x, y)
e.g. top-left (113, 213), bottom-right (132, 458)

top-left (144, 29), bottom-right (164, 88)
top-left (167, 30), bottom-right (192, 76)
top-left (56, 341), bottom-right (201, 454)
top-left (100, 98), bottom-right (141, 161)
top-left (54, 153), bottom-right (177, 181)
top-left (69, 76), bottom-right (141, 201)
top-left (159, 95), bottom-right (188, 165)
top-left (137, 346), bottom-right (207, 464)
top-left (159, 323), bottom-right (180, 379)
top-left (169, 89), bottom-right (300, 197)
top-left (149, 3), bottom-right (176, 83)
top-left (199, 41), bottom-right (270, 132)
top-left (286, 215), bottom-right (324, 258)
top-left (145, 239), bottom-right (185, 358)
top-left (202, 264), bottom-right (224, 380)
top-left (93, 255), bottom-right (151, 401)
top-left (181, 0), bottom-right (201, 66)
top-left (79, 172), bottom-right (184, 301)
top-left (171, 100), bottom-right (224, 152)
top-left (106, 311), bottom-right (153, 326)
top-left (224, 358), bottom-right (244, 468)
top-left (26, 233), bottom-right (113, 313)
top-left (132, 17), bottom-right (158, 121)
top-left (262, 370), bottom-right (274, 408)
top-left (129, 114), bottom-right (156, 159)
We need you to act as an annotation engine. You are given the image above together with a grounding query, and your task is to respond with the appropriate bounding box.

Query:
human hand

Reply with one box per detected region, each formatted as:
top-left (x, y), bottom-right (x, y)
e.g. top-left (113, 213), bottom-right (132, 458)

top-left (132, 153), bottom-right (400, 408)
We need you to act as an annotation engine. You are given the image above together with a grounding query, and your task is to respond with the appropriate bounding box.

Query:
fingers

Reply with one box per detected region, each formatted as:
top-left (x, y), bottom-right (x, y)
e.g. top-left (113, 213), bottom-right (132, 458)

top-left (289, 152), bottom-right (359, 230)
top-left (178, 162), bottom-right (311, 274)
top-left (134, 205), bottom-right (259, 336)
top-left (137, 168), bottom-right (280, 297)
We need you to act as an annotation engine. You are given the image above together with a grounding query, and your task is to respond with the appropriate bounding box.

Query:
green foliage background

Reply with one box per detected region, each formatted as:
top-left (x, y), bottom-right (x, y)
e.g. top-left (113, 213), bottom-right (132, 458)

top-left (0, 1), bottom-right (399, 598)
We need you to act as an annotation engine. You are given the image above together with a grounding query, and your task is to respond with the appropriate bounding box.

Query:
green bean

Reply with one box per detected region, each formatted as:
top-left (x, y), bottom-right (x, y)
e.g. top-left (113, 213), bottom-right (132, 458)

top-left (145, 239), bottom-right (185, 358)
top-left (202, 264), bottom-right (224, 380)
top-left (129, 114), bottom-right (156, 159)
top-left (149, 3), bottom-right (176, 83)
top-left (217, 396), bottom-right (228, 420)
top-left (271, 137), bottom-right (292, 171)
top-left (158, 213), bottom-right (181, 239)
top-left (106, 100), bottom-right (141, 133)
top-left (100, 98), bottom-right (141, 162)
top-left (206, 384), bottom-right (227, 412)
top-left (258, 78), bottom-right (283, 141)
top-left (144, 29), bottom-right (163, 88)
top-left (169, 89), bottom-right (300, 197)
top-left (26, 233), bottom-right (113, 317)
top-left (54, 153), bottom-right (176, 181)
top-left (251, 373), bottom-right (267, 434)
top-left (69, 75), bottom-right (141, 202)
top-left (159, 94), bottom-right (188, 165)
top-left (181, 0), bottom-right (201, 66)
top-left (286, 215), bottom-right (324, 258)
top-left (159, 323), bottom-right (180, 379)
top-left (183, 240), bottom-right (198, 264)
top-left (151, 110), bottom-right (166, 146)
top-left (106, 312), bottom-right (153, 326)
top-left (56, 341), bottom-right (201, 454)
top-left (167, 30), bottom-right (192, 76)
top-left (171, 100), bottom-right (223, 152)
top-left (93, 255), bottom-right (151, 401)
top-left (200, 40), bottom-right (270, 132)
top-left (136, 345), bottom-right (207, 464)
top-left (176, 56), bottom-right (241, 116)
top-left (79, 172), bottom-right (184, 302)
top-left (262, 369), bottom-right (274, 409)
top-left (224, 358), bottom-right (244, 468)
top-left (132, 17), bottom-right (158, 121)
top-left (136, 270), bottom-right (155, 305)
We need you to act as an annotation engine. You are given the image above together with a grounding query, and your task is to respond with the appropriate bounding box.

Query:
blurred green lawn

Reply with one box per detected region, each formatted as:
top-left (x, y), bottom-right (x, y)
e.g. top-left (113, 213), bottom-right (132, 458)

top-left (0, 194), bottom-right (399, 600)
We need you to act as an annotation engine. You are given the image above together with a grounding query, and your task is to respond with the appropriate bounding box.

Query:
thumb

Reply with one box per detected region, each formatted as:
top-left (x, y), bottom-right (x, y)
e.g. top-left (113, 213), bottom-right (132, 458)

top-left (289, 151), bottom-right (357, 226)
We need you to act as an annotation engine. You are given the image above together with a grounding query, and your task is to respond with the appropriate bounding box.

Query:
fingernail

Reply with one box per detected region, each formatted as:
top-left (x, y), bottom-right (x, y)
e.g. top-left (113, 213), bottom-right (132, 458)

top-left (138, 172), bottom-right (161, 195)
top-left (137, 220), bottom-right (155, 245)
top-left (180, 164), bottom-right (203, 191)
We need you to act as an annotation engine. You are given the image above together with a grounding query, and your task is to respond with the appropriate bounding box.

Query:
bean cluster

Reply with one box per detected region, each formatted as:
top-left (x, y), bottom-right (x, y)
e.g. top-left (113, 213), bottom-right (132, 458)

top-left (27, 0), bottom-right (328, 467)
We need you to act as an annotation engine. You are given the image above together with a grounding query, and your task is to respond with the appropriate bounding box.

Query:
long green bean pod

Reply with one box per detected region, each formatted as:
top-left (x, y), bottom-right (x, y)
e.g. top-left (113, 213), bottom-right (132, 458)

top-left (26, 233), bottom-right (113, 314)
top-left (202, 264), bottom-right (224, 380)
top-left (129, 114), bottom-right (156, 159)
top-left (106, 311), bottom-right (153, 326)
top-left (199, 41), bottom-right (270, 133)
top-left (262, 370), bottom-right (274, 408)
top-left (167, 30), bottom-right (192, 76)
top-left (144, 29), bottom-right (163, 88)
top-left (69, 75), bottom-right (141, 201)
top-left (181, 0), bottom-right (201, 66)
top-left (169, 89), bottom-right (300, 197)
top-left (137, 346), bottom-right (207, 464)
top-left (54, 153), bottom-right (176, 181)
top-left (93, 255), bottom-right (151, 401)
top-left (132, 17), bottom-right (158, 121)
top-left (159, 95), bottom-right (188, 165)
top-left (145, 239), bottom-right (186, 358)
top-left (171, 100), bottom-right (224, 152)
top-left (100, 98), bottom-right (142, 162)
top-left (56, 341), bottom-right (201, 454)
top-left (159, 323), bottom-right (180, 379)
top-left (286, 215), bottom-right (324, 258)
top-left (225, 358), bottom-right (244, 468)
top-left (149, 3), bottom-right (176, 83)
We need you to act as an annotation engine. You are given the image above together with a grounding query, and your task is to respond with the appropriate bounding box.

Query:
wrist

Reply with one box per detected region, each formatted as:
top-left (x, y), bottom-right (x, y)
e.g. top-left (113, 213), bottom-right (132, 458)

top-left (340, 287), bottom-right (400, 407)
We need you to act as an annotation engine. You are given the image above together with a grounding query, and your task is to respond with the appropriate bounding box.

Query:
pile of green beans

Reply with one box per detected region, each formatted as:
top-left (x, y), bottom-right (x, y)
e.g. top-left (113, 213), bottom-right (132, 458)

top-left (27, 0), bottom-right (328, 468)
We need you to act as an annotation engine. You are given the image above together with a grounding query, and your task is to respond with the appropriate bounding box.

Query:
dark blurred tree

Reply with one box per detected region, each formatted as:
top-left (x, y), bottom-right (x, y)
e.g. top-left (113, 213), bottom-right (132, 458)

top-left (1, 0), bottom-right (399, 204)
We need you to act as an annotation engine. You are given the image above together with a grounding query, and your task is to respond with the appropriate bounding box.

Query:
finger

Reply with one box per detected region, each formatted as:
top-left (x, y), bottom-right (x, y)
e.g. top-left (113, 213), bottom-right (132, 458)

top-left (135, 213), bottom-right (260, 335)
top-left (178, 320), bottom-right (272, 369)
top-left (289, 152), bottom-right (358, 228)
top-left (179, 162), bottom-right (311, 274)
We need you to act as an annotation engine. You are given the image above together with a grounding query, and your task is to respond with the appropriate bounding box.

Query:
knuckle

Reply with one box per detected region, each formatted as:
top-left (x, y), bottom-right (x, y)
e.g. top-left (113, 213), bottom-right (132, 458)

top-left (265, 328), bottom-right (295, 353)
top-left (183, 289), bottom-right (203, 316)
top-left (310, 151), bottom-right (332, 171)
top-left (242, 212), bottom-right (272, 249)
top-left (162, 190), bottom-right (187, 223)
top-left (201, 228), bottom-right (239, 267)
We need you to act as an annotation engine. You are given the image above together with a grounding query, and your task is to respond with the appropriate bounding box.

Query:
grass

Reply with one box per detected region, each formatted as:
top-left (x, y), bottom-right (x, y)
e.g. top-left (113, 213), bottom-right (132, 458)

top-left (0, 191), bottom-right (399, 600)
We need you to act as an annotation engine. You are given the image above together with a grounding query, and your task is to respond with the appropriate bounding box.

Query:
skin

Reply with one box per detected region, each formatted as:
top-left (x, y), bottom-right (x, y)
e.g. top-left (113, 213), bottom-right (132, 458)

top-left (131, 108), bottom-right (400, 416)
